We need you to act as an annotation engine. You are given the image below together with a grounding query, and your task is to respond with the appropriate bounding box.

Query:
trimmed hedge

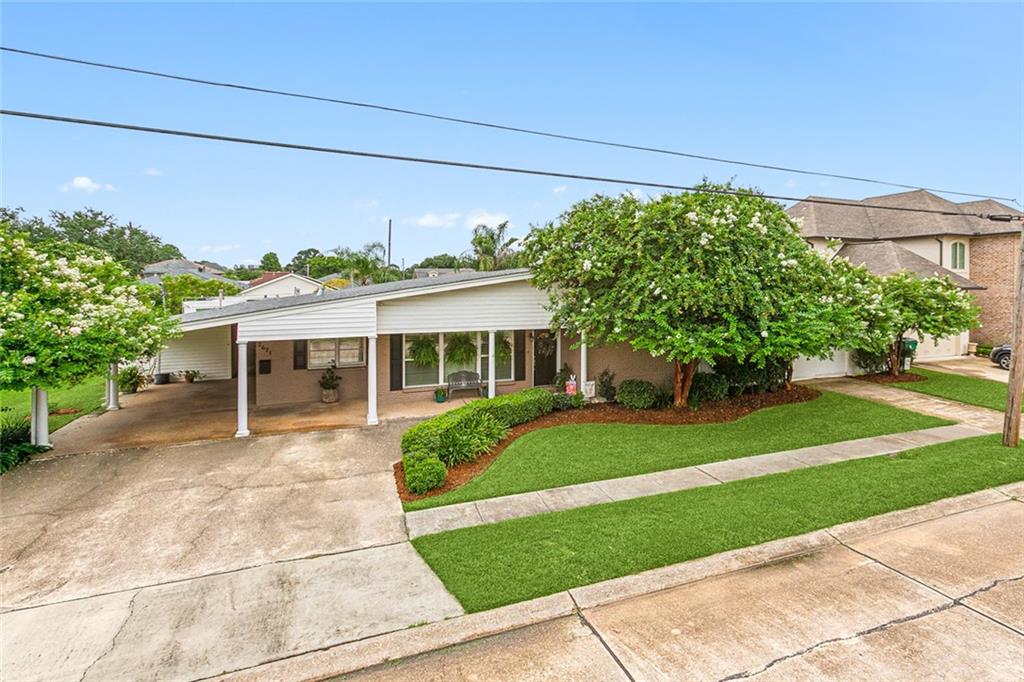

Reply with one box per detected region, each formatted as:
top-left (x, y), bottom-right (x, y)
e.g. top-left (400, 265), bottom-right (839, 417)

top-left (552, 392), bottom-right (584, 411)
top-left (401, 387), bottom-right (557, 491)
top-left (617, 379), bottom-right (658, 410)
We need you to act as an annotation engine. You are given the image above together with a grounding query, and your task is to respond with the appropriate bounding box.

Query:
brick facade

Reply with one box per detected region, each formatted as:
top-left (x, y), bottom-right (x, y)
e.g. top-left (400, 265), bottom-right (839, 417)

top-left (969, 232), bottom-right (1021, 345)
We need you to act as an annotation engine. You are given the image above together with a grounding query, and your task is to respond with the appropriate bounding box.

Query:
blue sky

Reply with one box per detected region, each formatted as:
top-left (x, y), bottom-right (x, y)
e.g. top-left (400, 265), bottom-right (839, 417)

top-left (3, 2), bottom-right (1021, 267)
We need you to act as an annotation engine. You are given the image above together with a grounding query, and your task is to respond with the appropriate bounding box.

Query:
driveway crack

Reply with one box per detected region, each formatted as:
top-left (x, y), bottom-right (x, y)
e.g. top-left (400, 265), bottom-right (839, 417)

top-left (77, 590), bottom-right (140, 682)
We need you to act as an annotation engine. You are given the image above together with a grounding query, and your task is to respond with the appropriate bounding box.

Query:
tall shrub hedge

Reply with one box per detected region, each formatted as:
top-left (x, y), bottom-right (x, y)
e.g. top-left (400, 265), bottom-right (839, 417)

top-left (401, 388), bottom-right (556, 492)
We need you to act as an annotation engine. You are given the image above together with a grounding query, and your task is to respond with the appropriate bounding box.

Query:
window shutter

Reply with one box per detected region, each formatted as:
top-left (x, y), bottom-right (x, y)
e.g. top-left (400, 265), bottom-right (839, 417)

top-left (293, 340), bottom-right (307, 370)
top-left (389, 335), bottom-right (403, 391)
top-left (514, 330), bottom-right (526, 382)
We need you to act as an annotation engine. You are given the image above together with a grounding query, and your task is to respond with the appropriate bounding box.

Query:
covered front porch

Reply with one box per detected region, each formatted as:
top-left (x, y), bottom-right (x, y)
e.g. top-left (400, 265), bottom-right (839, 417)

top-left (47, 379), bottom-right (485, 455)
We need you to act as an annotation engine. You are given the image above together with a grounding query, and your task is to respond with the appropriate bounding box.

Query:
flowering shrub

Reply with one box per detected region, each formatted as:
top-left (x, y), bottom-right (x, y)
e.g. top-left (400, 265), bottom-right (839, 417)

top-left (0, 223), bottom-right (179, 391)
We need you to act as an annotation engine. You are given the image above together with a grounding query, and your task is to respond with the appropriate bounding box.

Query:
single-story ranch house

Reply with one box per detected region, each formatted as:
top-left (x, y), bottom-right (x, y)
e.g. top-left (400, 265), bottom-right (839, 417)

top-left (155, 266), bottom-right (976, 436)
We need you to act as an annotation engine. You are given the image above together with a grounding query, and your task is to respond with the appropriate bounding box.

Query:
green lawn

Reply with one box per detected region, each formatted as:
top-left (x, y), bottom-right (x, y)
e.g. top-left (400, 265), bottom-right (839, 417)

top-left (0, 375), bottom-right (107, 432)
top-left (414, 434), bottom-right (1023, 613)
top-left (894, 368), bottom-right (1020, 413)
top-left (404, 391), bottom-right (949, 511)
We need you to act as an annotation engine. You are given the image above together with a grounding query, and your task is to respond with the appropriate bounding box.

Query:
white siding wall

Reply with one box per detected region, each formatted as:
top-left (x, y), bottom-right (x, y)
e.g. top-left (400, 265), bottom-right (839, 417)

top-left (792, 352), bottom-right (856, 380)
top-left (237, 299), bottom-right (376, 342)
top-left (157, 326), bottom-right (232, 379)
top-left (377, 281), bottom-right (551, 333)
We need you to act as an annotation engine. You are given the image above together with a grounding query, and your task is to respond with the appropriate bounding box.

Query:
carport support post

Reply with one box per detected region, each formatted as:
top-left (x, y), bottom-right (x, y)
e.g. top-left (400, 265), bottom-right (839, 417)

top-left (235, 341), bottom-right (250, 438)
top-left (31, 387), bottom-right (50, 447)
top-left (106, 363), bottom-right (120, 411)
top-left (487, 330), bottom-right (497, 398)
top-left (366, 335), bottom-right (379, 425)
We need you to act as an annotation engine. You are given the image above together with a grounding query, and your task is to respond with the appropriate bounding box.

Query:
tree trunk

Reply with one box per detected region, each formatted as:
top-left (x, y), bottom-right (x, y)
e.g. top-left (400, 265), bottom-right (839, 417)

top-left (784, 362), bottom-right (795, 390)
top-left (674, 359), bottom-right (698, 407)
top-left (889, 337), bottom-right (902, 377)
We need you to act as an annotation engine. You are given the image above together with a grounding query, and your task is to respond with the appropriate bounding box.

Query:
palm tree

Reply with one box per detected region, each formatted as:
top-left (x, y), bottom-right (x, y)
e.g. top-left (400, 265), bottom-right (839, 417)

top-left (468, 221), bottom-right (518, 271)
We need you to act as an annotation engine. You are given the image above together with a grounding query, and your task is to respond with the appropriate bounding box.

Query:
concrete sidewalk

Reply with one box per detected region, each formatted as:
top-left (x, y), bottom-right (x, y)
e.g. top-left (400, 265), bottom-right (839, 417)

top-left (809, 377), bottom-right (1006, 432)
top-left (306, 485), bottom-right (1023, 681)
top-left (406, 424), bottom-right (987, 538)
top-left (918, 356), bottom-right (1010, 384)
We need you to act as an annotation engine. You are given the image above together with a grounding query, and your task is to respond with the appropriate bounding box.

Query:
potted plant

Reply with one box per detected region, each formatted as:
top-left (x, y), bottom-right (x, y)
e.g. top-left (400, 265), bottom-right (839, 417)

top-left (117, 366), bottom-right (150, 394)
top-left (181, 369), bottom-right (204, 384)
top-left (319, 364), bottom-right (340, 403)
top-left (444, 333), bottom-right (477, 366)
top-left (408, 335), bottom-right (439, 367)
top-left (433, 387), bottom-right (447, 403)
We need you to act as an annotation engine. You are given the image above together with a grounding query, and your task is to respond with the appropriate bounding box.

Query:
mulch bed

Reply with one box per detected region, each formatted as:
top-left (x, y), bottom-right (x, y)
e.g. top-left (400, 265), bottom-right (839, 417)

top-left (48, 408), bottom-right (80, 416)
top-left (394, 385), bottom-right (821, 503)
top-left (855, 372), bottom-right (927, 385)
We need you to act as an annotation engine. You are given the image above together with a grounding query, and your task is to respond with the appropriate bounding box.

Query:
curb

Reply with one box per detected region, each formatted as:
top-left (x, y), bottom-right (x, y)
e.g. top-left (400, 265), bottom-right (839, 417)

top-left (212, 485), bottom-right (1021, 681)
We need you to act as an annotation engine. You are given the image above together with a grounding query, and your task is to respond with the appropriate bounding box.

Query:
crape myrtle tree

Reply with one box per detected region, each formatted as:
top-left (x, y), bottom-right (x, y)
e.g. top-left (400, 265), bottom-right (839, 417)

top-left (525, 186), bottom-right (851, 406)
top-left (830, 258), bottom-right (979, 376)
top-left (0, 224), bottom-right (178, 442)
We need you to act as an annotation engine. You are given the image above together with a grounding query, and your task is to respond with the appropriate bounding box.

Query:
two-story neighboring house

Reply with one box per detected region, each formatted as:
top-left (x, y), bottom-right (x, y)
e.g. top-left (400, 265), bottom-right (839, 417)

top-left (787, 189), bottom-right (1022, 350)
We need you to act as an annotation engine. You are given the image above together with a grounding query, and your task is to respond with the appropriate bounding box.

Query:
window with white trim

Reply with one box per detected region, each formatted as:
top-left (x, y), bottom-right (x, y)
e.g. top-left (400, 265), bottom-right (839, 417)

top-left (950, 242), bottom-right (966, 270)
top-left (307, 337), bottom-right (365, 369)
top-left (401, 332), bottom-right (514, 388)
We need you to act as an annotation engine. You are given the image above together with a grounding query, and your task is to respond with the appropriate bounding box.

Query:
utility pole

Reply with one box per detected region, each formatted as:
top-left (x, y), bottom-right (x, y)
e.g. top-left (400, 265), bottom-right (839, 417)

top-left (386, 218), bottom-right (392, 268)
top-left (1003, 221), bottom-right (1024, 447)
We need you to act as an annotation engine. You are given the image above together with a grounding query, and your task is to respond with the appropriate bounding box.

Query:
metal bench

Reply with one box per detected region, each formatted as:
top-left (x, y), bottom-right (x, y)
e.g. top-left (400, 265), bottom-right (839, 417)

top-left (447, 370), bottom-right (483, 398)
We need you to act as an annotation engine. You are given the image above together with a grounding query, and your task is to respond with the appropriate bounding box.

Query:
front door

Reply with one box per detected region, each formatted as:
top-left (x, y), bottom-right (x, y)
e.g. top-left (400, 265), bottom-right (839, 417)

top-left (533, 329), bottom-right (557, 386)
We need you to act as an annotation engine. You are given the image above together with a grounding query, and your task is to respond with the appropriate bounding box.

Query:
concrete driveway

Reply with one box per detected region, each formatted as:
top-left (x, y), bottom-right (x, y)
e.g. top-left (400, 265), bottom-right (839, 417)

top-left (918, 356), bottom-right (1010, 383)
top-left (1, 424), bottom-right (462, 681)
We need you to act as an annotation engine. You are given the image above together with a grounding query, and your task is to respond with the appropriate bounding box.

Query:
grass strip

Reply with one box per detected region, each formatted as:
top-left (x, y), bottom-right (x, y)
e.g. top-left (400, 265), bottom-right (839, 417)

top-left (897, 368), bottom-right (1020, 413)
top-left (413, 434), bottom-right (1022, 613)
top-left (0, 375), bottom-right (106, 432)
top-left (405, 391), bottom-right (948, 510)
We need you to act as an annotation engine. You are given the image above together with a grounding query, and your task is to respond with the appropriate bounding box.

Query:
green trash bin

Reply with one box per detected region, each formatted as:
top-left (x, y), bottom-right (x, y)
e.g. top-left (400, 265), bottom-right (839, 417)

top-left (901, 337), bottom-right (918, 370)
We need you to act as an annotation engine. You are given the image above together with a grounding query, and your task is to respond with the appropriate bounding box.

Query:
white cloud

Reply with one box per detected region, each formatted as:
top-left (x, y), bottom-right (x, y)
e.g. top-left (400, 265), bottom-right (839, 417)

top-left (143, 167), bottom-right (163, 176)
top-left (626, 188), bottom-right (645, 200)
top-left (553, 185), bottom-right (567, 194)
top-left (59, 176), bottom-right (114, 193)
top-left (353, 198), bottom-right (380, 210)
top-left (199, 243), bottom-right (241, 254)
top-left (415, 212), bottom-right (461, 228)
top-left (785, 179), bottom-right (798, 189)
top-left (464, 210), bottom-right (509, 229)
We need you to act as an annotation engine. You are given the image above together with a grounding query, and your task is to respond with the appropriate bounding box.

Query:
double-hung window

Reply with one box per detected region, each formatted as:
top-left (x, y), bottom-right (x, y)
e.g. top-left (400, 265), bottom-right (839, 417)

top-left (307, 338), bottom-right (365, 369)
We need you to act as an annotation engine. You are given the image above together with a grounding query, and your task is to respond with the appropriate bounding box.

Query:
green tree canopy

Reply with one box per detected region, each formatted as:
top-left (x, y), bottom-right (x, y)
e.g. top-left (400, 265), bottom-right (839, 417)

top-left (412, 253), bottom-right (468, 270)
top-left (1, 224), bottom-right (179, 391)
top-left (160, 274), bottom-right (243, 314)
top-left (525, 187), bottom-right (849, 404)
top-left (286, 248), bottom-right (322, 274)
top-left (259, 252), bottom-right (283, 271)
top-left (1, 207), bottom-right (183, 275)
top-left (468, 221), bottom-right (519, 271)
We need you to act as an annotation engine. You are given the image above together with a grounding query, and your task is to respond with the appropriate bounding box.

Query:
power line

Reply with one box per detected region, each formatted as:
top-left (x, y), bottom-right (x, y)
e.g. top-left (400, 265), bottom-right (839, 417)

top-left (5, 109), bottom-right (1021, 224)
top-left (1, 45), bottom-right (1016, 204)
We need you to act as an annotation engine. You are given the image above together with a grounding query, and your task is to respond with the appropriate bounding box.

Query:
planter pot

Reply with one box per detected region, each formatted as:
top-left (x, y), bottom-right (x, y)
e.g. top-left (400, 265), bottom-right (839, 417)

top-left (322, 388), bottom-right (339, 403)
top-left (434, 393), bottom-right (446, 403)
top-left (153, 373), bottom-right (170, 385)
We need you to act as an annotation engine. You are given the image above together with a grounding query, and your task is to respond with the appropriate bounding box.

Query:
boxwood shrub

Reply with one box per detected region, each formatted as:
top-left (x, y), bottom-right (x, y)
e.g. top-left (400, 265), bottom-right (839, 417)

top-left (472, 387), bottom-right (555, 427)
top-left (404, 454), bottom-right (447, 494)
top-left (616, 379), bottom-right (658, 410)
top-left (688, 372), bottom-right (730, 407)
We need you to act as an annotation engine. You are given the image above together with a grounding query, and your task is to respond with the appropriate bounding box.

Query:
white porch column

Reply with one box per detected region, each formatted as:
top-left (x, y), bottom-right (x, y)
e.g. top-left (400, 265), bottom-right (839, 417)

top-left (31, 388), bottom-right (51, 447)
top-left (30, 387), bottom-right (40, 446)
top-left (555, 330), bottom-right (562, 369)
top-left (106, 363), bottom-right (120, 411)
top-left (579, 333), bottom-right (588, 397)
top-left (366, 335), bottom-right (379, 425)
top-left (235, 341), bottom-right (250, 437)
top-left (487, 330), bottom-right (497, 398)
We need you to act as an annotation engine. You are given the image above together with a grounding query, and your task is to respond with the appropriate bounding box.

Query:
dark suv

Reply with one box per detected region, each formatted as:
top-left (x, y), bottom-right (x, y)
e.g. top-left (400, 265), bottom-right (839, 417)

top-left (990, 344), bottom-right (1012, 370)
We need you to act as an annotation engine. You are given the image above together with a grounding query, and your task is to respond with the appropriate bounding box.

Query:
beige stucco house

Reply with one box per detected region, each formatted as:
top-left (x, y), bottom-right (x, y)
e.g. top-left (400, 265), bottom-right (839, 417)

top-left (788, 189), bottom-right (1022, 350)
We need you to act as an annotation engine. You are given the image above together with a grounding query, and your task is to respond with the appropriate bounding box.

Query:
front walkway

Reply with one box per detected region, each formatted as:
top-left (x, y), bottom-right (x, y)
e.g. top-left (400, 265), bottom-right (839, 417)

top-left (808, 377), bottom-right (1006, 432)
top-left (405, 423), bottom-right (988, 537)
